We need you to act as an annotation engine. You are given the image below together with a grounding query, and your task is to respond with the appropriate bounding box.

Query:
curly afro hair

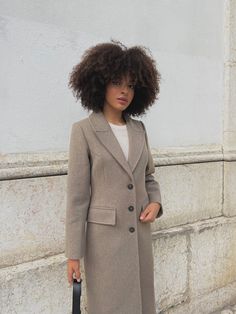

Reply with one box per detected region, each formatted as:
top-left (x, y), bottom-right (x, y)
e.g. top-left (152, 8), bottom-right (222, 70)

top-left (68, 40), bottom-right (161, 117)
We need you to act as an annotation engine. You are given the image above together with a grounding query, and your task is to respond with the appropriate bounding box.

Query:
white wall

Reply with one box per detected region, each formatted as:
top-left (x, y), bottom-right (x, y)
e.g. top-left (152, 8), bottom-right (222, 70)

top-left (0, 0), bottom-right (224, 152)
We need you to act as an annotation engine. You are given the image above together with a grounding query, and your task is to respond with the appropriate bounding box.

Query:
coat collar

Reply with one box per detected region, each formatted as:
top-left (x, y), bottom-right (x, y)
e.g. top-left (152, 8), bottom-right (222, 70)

top-left (88, 110), bottom-right (145, 180)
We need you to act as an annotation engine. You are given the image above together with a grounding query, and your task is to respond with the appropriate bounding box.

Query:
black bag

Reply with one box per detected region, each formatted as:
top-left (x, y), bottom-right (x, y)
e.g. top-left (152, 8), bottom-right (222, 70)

top-left (72, 278), bottom-right (82, 314)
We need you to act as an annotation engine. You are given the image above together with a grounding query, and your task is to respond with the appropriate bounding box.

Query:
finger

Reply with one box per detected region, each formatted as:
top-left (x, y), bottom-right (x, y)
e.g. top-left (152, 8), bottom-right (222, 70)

top-left (140, 209), bottom-right (150, 220)
top-left (141, 211), bottom-right (153, 222)
top-left (75, 270), bottom-right (81, 282)
top-left (146, 212), bottom-right (156, 222)
top-left (67, 266), bottom-right (74, 285)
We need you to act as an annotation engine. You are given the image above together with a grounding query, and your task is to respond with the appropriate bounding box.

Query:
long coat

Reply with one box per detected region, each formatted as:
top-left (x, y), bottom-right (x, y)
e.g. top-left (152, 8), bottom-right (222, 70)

top-left (65, 110), bottom-right (163, 314)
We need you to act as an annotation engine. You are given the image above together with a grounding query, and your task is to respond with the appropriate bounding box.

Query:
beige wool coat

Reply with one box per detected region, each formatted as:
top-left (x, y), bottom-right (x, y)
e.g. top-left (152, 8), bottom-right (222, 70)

top-left (65, 110), bottom-right (163, 314)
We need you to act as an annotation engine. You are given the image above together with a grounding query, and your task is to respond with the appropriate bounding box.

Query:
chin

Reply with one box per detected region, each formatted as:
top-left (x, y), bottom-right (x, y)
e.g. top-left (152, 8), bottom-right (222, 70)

top-left (113, 106), bottom-right (125, 111)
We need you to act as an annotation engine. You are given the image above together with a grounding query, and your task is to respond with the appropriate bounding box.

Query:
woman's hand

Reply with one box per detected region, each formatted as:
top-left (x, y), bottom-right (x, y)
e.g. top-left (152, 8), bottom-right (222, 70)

top-left (67, 259), bottom-right (81, 287)
top-left (139, 202), bottom-right (161, 223)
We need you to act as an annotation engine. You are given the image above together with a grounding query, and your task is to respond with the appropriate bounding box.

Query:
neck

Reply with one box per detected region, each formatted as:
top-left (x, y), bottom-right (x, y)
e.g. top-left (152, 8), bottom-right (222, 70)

top-left (102, 107), bottom-right (126, 125)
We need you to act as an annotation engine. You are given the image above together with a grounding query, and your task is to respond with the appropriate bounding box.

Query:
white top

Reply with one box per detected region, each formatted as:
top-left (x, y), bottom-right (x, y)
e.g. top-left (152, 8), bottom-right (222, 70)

top-left (108, 122), bottom-right (129, 160)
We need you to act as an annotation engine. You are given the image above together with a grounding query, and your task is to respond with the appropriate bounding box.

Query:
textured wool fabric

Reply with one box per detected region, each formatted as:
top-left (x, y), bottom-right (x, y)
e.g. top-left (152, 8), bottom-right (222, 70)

top-left (65, 110), bottom-right (163, 314)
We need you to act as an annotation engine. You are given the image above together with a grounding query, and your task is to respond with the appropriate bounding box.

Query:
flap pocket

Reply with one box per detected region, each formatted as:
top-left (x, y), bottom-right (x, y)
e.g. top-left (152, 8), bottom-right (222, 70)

top-left (87, 207), bottom-right (116, 225)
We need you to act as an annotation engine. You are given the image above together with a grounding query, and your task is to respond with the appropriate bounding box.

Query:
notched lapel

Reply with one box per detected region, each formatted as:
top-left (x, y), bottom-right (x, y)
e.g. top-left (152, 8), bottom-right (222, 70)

top-left (88, 111), bottom-right (145, 180)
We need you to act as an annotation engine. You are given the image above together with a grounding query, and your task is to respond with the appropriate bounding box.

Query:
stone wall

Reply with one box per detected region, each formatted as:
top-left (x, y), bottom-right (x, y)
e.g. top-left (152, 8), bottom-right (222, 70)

top-left (1, 144), bottom-right (236, 313)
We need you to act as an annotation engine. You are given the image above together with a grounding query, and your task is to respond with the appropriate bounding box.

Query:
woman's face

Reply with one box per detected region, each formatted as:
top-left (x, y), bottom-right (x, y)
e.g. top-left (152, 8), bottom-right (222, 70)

top-left (104, 75), bottom-right (135, 113)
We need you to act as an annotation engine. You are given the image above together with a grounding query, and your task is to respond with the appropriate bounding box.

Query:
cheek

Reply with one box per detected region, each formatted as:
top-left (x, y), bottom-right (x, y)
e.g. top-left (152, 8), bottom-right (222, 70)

top-left (105, 87), bottom-right (117, 100)
top-left (130, 90), bottom-right (135, 101)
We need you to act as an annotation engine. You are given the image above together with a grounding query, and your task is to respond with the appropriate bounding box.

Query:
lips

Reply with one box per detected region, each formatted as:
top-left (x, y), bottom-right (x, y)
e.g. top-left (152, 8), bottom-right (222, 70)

top-left (117, 97), bottom-right (128, 102)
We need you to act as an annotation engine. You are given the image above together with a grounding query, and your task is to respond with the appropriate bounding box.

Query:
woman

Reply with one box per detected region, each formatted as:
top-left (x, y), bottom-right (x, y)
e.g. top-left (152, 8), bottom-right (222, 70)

top-left (65, 41), bottom-right (163, 314)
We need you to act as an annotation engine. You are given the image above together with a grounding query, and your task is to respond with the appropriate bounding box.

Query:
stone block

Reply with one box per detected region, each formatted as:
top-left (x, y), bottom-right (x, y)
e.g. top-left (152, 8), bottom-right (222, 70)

top-left (224, 162), bottom-right (236, 216)
top-left (152, 162), bottom-right (223, 231)
top-left (152, 231), bottom-right (188, 311)
top-left (0, 176), bottom-right (66, 267)
top-left (189, 217), bottom-right (236, 297)
top-left (0, 254), bottom-right (72, 314)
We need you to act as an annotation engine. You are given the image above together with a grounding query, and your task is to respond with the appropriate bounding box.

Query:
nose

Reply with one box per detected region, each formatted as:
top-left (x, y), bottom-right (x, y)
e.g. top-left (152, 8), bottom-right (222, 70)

top-left (121, 83), bottom-right (129, 94)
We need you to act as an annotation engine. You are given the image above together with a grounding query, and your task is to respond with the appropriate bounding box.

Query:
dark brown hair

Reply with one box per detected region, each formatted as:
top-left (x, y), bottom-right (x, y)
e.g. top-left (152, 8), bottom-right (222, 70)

top-left (68, 40), bottom-right (161, 117)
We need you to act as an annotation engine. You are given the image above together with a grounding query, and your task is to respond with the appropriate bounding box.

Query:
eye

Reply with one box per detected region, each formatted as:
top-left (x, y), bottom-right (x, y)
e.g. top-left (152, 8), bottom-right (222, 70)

top-left (111, 79), bottom-right (121, 86)
top-left (128, 84), bottom-right (135, 89)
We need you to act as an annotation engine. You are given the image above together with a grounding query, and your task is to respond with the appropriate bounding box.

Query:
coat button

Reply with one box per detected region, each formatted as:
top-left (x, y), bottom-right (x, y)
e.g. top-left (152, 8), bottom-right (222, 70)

top-left (127, 183), bottom-right (133, 189)
top-left (128, 206), bottom-right (134, 211)
top-left (129, 227), bottom-right (135, 233)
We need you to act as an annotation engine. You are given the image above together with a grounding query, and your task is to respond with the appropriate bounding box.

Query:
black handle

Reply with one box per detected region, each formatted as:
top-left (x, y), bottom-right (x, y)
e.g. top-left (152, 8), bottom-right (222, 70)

top-left (72, 278), bottom-right (82, 314)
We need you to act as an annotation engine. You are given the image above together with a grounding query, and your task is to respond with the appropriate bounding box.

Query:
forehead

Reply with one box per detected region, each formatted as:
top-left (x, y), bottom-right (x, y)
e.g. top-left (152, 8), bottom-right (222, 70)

top-left (113, 73), bottom-right (136, 83)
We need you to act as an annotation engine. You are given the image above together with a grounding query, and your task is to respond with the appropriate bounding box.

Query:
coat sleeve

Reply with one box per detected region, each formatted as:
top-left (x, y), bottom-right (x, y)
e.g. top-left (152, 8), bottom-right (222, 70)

top-left (140, 121), bottom-right (163, 219)
top-left (65, 122), bottom-right (91, 259)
